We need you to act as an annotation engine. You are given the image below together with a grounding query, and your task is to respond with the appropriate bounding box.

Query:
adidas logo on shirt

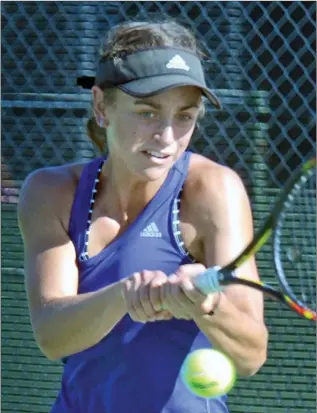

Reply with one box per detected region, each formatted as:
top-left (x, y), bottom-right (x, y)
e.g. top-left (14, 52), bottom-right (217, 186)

top-left (166, 55), bottom-right (190, 71)
top-left (140, 222), bottom-right (162, 238)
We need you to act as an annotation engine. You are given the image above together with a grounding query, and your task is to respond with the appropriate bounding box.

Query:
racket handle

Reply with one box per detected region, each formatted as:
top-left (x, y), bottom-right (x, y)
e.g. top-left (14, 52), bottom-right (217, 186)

top-left (194, 266), bottom-right (223, 295)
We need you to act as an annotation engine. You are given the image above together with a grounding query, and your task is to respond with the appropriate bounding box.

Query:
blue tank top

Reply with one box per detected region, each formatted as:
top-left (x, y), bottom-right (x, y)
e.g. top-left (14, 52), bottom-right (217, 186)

top-left (50, 152), bottom-right (229, 413)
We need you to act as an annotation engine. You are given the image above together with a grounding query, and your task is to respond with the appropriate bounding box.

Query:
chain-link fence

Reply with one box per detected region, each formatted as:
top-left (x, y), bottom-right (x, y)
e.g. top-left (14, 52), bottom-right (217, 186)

top-left (2, 2), bottom-right (316, 413)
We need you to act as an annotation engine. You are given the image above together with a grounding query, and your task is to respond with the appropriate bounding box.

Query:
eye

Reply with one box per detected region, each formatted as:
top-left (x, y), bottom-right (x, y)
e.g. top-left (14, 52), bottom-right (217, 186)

top-left (176, 113), bottom-right (194, 122)
top-left (138, 111), bottom-right (157, 119)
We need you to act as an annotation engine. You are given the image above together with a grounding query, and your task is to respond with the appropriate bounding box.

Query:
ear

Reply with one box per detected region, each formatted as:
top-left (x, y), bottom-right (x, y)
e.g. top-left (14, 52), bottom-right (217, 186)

top-left (92, 86), bottom-right (108, 126)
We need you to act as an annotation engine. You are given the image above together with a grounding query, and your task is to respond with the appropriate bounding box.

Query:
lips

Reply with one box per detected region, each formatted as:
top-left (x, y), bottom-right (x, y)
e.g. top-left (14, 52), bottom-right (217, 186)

top-left (142, 150), bottom-right (172, 159)
top-left (141, 150), bottom-right (173, 164)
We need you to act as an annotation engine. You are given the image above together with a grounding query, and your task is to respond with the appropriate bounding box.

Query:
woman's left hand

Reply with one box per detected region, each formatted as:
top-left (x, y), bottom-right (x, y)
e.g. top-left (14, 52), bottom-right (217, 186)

top-left (161, 264), bottom-right (218, 320)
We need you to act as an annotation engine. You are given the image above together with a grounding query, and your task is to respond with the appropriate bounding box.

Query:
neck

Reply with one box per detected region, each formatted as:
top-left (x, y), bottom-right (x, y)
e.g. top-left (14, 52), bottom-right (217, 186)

top-left (101, 156), bottom-right (168, 216)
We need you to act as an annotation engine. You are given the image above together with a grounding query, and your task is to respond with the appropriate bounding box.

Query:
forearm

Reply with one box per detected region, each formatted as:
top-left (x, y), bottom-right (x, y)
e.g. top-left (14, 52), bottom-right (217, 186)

top-left (33, 280), bottom-right (127, 360)
top-left (193, 293), bottom-right (268, 377)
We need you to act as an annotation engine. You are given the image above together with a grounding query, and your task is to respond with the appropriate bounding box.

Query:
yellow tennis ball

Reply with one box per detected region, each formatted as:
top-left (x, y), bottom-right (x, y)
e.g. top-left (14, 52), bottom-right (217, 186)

top-left (181, 349), bottom-right (236, 398)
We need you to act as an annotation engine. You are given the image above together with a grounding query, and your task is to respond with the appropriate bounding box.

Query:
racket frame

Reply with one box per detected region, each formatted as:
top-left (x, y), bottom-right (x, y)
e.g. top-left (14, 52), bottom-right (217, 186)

top-left (199, 159), bottom-right (316, 321)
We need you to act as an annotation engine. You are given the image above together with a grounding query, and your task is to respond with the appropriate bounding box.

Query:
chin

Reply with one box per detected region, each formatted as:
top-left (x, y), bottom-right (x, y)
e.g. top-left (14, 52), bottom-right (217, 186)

top-left (137, 166), bottom-right (172, 182)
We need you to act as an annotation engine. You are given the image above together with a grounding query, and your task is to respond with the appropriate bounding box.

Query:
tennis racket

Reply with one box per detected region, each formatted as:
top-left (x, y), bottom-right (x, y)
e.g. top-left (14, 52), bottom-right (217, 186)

top-left (194, 158), bottom-right (316, 321)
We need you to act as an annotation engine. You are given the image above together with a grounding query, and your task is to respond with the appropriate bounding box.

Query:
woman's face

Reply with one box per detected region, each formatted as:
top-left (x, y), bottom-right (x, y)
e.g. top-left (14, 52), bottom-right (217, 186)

top-left (96, 86), bottom-right (202, 181)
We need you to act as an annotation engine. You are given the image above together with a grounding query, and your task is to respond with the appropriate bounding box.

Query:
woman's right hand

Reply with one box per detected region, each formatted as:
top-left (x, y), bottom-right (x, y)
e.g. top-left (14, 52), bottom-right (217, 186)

top-left (122, 270), bottom-right (173, 323)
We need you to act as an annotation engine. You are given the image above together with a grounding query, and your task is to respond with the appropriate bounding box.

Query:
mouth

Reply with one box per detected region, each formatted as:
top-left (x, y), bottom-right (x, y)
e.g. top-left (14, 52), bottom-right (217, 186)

top-left (142, 150), bottom-right (172, 163)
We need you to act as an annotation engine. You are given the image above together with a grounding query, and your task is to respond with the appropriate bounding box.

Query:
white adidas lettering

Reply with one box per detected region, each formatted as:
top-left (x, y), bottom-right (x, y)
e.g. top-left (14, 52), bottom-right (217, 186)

top-left (166, 55), bottom-right (190, 71)
top-left (140, 222), bottom-right (162, 238)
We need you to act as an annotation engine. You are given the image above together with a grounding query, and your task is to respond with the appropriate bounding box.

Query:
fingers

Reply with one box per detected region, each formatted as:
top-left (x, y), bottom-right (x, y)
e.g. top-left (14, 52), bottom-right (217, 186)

top-left (123, 264), bottom-right (212, 323)
top-left (175, 263), bottom-right (206, 279)
top-left (124, 272), bottom-right (148, 323)
top-left (174, 272), bottom-right (206, 303)
top-left (162, 270), bottom-right (217, 318)
top-left (124, 271), bottom-right (172, 323)
top-left (200, 293), bottom-right (217, 314)
top-left (133, 271), bottom-right (157, 321)
top-left (148, 272), bottom-right (173, 320)
top-left (150, 274), bottom-right (167, 312)
top-left (138, 272), bottom-right (156, 319)
top-left (161, 276), bottom-right (192, 320)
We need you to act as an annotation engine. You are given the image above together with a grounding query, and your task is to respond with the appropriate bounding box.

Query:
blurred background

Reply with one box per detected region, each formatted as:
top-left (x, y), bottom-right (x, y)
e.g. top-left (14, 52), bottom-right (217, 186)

top-left (1, 2), bottom-right (316, 412)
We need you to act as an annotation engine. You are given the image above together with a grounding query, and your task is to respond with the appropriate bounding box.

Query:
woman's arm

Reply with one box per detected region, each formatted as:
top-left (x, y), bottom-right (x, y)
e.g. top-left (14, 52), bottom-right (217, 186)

top-left (161, 157), bottom-right (268, 377)
top-left (193, 162), bottom-right (268, 376)
top-left (18, 168), bottom-right (127, 360)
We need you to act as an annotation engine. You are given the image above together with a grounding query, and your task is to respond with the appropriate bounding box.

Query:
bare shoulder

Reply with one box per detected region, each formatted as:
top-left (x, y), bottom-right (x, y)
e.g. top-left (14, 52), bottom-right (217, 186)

top-left (20, 161), bottom-right (85, 194)
top-left (18, 161), bottom-right (87, 232)
top-left (184, 153), bottom-right (251, 229)
top-left (186, 153), bottom-right (247, 201)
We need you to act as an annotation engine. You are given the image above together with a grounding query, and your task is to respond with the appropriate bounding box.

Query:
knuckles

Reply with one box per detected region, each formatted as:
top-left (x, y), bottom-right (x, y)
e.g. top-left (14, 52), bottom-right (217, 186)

top-left (176, 263), bottom-right (206, 279)
top-left (124, 264), bottom-right (210, 323)
top-left (124, 270), bottom-right (172, 322)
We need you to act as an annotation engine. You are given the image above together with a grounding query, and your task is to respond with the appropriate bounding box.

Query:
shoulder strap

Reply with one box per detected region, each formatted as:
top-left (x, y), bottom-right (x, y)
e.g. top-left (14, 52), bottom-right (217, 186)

top-left (173, 150), bottom-right (192, 195)
top-left (68, 157), bottom-right (105, 257)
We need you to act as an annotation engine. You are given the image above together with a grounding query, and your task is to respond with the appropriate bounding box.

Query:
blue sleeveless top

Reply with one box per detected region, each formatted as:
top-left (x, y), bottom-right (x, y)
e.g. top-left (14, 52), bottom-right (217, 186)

top-left (50, 152), bottom-right (229, 413)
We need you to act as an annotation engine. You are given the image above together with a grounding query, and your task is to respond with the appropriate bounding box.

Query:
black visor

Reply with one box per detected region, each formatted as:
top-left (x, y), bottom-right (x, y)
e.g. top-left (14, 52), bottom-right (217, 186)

top-left (77, 48), bottom-right (221, 109)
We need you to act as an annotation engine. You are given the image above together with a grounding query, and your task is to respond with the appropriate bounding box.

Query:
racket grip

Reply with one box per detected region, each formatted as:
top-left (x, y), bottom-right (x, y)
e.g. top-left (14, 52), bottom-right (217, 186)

top-left (193, 266), bottom-right (222, 295)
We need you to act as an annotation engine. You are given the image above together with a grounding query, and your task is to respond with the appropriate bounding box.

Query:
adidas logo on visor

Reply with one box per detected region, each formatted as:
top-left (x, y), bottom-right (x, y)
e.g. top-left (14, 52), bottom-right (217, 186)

top-left (166, 55), bottom-right (190, 71)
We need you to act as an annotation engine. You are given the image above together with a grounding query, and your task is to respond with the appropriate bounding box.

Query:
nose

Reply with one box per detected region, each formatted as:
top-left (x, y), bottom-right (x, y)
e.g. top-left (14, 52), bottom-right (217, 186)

top-left (154, 123), bottom-right (175, 145)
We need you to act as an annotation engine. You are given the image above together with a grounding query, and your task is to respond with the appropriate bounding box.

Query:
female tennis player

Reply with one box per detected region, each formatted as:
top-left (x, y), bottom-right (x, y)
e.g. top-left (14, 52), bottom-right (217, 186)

top-left (18, 20), bottom-right (268, 413)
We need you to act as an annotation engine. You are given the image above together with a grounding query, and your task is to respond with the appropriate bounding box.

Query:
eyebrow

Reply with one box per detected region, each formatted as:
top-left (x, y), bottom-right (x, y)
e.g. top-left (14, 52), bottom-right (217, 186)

top-left (134, 99), bottom-right (200, 111)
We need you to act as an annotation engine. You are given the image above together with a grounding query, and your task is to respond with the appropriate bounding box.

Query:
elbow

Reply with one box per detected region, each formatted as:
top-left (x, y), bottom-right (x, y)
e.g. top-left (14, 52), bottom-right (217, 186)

top-left (41, 347), bottom-right (62, 361)
top-left (35, 333), bottom-right (62, 361)
top-left (237, 327), bottom-right (268, 378)
top-left (33, 323), bottom-right (89, 361)
top-left (237, 354), bottom-right (266, 377)
top-left (237, 349), bottom-right (267, 377)
top-left (33, 324), bottom-right (64, 361)
top-left (32, 314), bottom-right (72, 361)
top-left (41, 349), bottom-right (61, 362)
top-left (31, 312), bottom-right (63, 360)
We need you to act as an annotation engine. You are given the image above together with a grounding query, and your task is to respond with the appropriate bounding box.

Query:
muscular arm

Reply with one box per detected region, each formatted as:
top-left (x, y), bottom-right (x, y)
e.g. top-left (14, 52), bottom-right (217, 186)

top-left (18, 168), bottom-right (127, 360)
top-left (187, 159), bottom-right (268, 376)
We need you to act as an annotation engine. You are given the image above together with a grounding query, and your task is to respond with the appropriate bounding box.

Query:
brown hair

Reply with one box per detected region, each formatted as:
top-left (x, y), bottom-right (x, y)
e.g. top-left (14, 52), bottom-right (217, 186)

top-left (87, 20), bottom-right (203, 153)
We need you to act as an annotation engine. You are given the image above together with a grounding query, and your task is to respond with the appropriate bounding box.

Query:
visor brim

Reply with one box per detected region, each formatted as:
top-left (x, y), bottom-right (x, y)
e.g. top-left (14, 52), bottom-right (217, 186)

top-left (117, 75), bottom-right (222, 109)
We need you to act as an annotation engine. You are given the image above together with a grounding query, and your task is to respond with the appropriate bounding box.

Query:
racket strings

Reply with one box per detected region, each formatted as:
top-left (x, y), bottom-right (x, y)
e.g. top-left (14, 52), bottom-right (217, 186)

top-left (280, 169), bottom-right (316, 309)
